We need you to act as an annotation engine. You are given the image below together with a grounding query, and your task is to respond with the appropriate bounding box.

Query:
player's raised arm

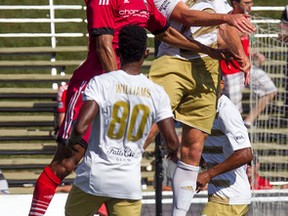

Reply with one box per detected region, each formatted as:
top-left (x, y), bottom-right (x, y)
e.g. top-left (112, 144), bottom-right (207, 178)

top-left (168, 1), bottom-right (256, 33)
top-left (155, 26), bottom-right (234, 61)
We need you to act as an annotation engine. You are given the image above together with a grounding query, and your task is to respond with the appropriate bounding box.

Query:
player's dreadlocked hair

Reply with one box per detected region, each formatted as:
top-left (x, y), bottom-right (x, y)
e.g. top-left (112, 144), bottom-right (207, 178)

top-left (118, 25), bottom-right (147, 62)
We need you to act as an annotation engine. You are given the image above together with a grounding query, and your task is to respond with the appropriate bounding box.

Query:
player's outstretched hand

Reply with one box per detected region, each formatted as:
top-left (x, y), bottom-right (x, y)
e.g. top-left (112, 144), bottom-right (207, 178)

top-left (228, 14), bottom-right (256, 33)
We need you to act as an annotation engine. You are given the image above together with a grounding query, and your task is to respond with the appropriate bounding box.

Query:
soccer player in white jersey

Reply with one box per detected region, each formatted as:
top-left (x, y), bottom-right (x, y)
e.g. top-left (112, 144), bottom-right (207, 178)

top-left (147, 0), bottom-right (251, 215)
top-left (197, 79), bottom-right (253, 216)
top-left (64, 25), bottom-right (179, 216)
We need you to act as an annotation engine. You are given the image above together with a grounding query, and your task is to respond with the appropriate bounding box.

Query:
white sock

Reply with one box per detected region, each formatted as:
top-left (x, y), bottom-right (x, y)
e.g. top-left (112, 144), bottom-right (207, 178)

top-left (172, 161), bottom-right (200, 216)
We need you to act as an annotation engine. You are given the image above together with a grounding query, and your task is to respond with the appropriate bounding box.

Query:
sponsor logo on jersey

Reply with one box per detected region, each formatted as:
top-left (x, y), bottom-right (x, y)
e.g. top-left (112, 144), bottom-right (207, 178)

top-left (99, 0), bottom-right (109, 5)
top-left (234, 132), bottom-right (246, 144)
top-left (118, 9), bottom-right (150, 19)
top-left (124, 0), bottom-right (130, 3)
top-left (108, 147), bottom-right (136, 158)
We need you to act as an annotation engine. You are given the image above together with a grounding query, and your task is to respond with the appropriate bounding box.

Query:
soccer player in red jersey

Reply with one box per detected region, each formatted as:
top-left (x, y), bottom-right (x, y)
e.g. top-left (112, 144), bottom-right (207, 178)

top-left (28, 0), bottom-right (234, 215)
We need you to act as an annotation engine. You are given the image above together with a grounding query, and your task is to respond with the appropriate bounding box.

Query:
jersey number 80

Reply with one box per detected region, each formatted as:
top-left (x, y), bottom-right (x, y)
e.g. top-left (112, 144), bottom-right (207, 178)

top-left (107, 101), bottom-right (150, 142)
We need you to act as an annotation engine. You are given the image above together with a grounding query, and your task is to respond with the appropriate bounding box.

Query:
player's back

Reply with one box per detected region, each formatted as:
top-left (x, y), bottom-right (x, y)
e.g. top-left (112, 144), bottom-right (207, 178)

top-left (85, 70), bottom-right (169, 152)
top-left (74, 70), bottom-right (172, 199)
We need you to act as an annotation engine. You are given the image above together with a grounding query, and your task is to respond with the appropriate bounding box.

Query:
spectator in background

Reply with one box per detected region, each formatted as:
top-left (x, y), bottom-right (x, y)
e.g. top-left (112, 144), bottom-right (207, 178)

top-left (64, 25), bottom-right (179, 216)
top-left (197, 78), bottom-right (253, 216)
top-left (0, 169), bottom-right (9, 194)
top-left (220, 0), bottom-right (277, 128)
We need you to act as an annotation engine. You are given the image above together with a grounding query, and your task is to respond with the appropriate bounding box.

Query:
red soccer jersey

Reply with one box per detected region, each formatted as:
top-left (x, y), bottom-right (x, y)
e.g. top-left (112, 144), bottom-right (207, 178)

top-left (71, 0), bottom-right (169, 81)
top-left (220, 35), bottom-right (250, 75)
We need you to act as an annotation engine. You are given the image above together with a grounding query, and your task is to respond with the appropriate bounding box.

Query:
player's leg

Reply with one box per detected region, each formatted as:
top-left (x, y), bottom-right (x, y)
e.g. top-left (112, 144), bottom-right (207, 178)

top-left (150, 56), bottom-right (198, 215)
top-left (29, 141), bottom-right (87, 216)
top-left (106, 198), bottom-right (142, 216)
top-left (65, 185), bottom-right (105, 216)
top-left (28, 81), bottom-right (89, 216)
top-left (244, 66), bottom-right (277, 126)
top-left (172, 56), bottom-right (219, 216)
top-left (172, 126), bottom-right (207, 216)
top-left (173, 56), bottom-right (219, 215)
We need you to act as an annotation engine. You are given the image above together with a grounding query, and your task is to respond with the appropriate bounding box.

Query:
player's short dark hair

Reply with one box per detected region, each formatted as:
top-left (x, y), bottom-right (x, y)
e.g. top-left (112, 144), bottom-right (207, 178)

top-left (118, 25), bottom-right (147, 62)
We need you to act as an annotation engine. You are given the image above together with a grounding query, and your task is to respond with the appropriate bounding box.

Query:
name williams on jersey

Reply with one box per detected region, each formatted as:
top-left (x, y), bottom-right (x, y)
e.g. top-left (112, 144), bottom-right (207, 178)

top-left (115, 83), bottom-right (151, 98)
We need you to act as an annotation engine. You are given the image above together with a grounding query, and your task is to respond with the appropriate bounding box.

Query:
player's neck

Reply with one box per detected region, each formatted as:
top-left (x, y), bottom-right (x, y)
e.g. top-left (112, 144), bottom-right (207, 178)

top-left (121, 62), bottom-right (142, 75)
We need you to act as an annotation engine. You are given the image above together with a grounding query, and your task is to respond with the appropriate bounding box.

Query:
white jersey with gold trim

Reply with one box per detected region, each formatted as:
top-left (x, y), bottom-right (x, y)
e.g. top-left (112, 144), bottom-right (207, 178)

top-left (202, 95), bottom-right (252, 205)
top-left (74, 70), bottom-right (173, 200)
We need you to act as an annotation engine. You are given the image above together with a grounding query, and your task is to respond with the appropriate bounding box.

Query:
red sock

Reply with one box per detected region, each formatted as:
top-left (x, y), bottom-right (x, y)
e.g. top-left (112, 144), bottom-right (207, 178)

top-left (98, 203), bottom-right (108, 216)
top-left (28, 166), bottom-right (61, 216)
